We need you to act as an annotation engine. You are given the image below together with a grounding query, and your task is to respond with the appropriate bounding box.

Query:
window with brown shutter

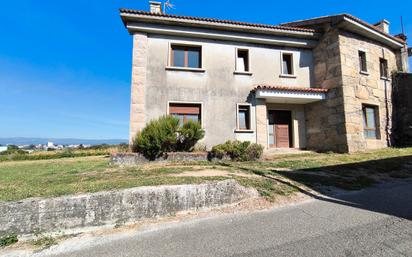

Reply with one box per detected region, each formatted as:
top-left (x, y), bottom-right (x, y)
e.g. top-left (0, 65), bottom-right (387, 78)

top-left (169, 103), bottom-right (201, 126)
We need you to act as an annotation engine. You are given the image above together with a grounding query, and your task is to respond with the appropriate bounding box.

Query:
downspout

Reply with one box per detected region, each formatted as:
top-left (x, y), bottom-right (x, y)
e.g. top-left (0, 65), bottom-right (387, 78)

top-left (382, 49), bottom-right (391, 146)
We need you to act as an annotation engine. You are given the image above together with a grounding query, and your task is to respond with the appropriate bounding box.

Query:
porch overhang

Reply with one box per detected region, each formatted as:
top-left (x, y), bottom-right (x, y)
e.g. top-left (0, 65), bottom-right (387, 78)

top-left (253, 85), bottom-right (328, 104)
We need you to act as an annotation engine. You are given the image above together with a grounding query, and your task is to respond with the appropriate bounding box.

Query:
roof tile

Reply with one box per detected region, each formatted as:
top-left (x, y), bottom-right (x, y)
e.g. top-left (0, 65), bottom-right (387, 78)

top-left (119, 9), bottom-right (316, 33)
top-left (252, 85), bottom-right (329, 93)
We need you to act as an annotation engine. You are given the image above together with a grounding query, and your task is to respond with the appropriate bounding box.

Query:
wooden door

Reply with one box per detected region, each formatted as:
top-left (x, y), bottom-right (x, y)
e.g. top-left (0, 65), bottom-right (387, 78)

top-left (269, 111), bottom-right (292, 148)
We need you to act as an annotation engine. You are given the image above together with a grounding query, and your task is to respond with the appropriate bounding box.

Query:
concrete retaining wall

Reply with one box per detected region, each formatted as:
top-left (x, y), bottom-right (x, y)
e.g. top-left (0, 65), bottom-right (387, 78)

top-left (0, 180), bottom-right (257, 236)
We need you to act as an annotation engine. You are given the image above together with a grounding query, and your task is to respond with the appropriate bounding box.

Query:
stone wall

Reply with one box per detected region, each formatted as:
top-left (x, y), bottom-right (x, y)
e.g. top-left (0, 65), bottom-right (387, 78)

top-left (110, 152), bottom-right (209, 166)
top-left (305, 28), bottom-right (349, 152)
top-left (392, 73), bottom-right (412, 146)
top-left (338, 30), bottom-right (399, 152)
top-left (0, 180), bottom-right (258, 236)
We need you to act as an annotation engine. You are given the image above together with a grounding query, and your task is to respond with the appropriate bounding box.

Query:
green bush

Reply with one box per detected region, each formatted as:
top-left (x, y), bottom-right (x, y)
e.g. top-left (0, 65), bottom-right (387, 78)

top-left (176, 121), bottom-right (205, 151)
top-left (0, 233), bottom-right (18, 247)
top-left (210, 140), bottom-right (263, 161)
top-left (132, 116), bottom-right (205, 160)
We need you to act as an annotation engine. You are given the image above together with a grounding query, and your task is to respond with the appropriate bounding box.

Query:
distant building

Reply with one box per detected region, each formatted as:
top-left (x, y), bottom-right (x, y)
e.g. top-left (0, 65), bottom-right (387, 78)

top-left (0, 146), bottom-right (7, 153)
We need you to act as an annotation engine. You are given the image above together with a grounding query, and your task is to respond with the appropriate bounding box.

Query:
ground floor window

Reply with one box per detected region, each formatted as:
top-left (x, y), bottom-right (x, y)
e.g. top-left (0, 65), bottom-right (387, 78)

top-left (362, 104), bottom-right (379, 139)
top-left (237, 104), bottom-right (251, 130)
top-left (169, 103), bottom-right (201, 126)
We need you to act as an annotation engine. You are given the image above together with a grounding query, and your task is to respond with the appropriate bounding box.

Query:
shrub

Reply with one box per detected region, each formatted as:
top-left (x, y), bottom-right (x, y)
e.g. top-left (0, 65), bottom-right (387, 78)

top-left (210, 140), bottom-right (263, 161)
top-left (243, 143), bottom-right (264, 161)
top-left (132, 116), bottom-right (205, 160)
top-left (0, 233), bottom-right (18, 247)
top-left (176, 121), bottom-right (205, 151)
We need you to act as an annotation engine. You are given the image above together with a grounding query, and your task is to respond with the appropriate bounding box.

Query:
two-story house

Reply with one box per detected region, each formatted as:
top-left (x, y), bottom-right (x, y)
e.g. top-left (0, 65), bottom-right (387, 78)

top-left (120, 2), bottom-right (409, 153)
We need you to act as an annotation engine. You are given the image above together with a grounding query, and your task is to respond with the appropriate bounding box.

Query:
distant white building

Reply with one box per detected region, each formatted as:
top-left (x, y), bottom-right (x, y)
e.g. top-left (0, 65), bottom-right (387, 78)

top-left (0, 146), bottom-right (7, 153)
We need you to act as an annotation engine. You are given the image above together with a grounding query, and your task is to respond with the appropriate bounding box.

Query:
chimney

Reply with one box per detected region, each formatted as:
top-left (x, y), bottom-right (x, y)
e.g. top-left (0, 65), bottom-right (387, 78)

top-left (149, 1), bottom-right (162, 14)
top-left (374, 19), bottom-right (390, 34)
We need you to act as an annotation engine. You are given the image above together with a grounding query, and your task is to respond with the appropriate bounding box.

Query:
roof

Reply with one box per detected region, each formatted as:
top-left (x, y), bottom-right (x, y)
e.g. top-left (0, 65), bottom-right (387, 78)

top-left (252, 85), bottom-right (329, 93)
top-left (281, 14), bottom-right (405, 45)
top-left (119, 8), bottom-right (316, 34)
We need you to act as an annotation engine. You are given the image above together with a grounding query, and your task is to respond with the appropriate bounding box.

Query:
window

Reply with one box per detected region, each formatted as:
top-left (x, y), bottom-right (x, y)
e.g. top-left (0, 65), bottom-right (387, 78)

top-left (281, 53), bottom-right (294, 75)
top-left (358, 51), bottom-right (368, 73)
top-left (169, 103), bottom-right (201, 126)
top-left (380, 58), bottom-right (388, 78)
top-left (236, 49), bottom-right (249, 72)
top-left (171, 45), bottom-right (201, 68)
top-left (362, 105), bottom-right (378, 139)
top-left (237, 104), bottom-right (251, 130)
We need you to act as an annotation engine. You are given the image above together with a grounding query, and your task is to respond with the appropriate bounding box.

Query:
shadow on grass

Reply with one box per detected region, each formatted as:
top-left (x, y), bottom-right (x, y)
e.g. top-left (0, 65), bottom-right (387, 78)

top-left (228, 155), bottom-right (412, 220)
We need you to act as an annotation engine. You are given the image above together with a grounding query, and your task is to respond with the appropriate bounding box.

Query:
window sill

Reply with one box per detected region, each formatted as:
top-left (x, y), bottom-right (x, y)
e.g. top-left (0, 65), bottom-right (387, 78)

top-left (166, 66), bottom-right (206, 73)
top-left (360, 71), bottom-right (370, 76)
top-left (279, 74), bottom-right (297, 79)
top-left (234, 129), bottom-right (255, 133)
top-left (234, 71), bottom-right (253, 76)
top-left (380, 77), bottom-right (390, 81)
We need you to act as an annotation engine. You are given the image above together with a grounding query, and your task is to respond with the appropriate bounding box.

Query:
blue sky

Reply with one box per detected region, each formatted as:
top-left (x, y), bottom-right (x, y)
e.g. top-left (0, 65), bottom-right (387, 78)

top-left (0, 0), bottom-right (410, 139)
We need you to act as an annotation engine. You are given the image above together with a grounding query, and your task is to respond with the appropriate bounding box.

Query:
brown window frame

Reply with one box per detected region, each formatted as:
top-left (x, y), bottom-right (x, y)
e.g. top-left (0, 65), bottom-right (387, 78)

top-left (170, 45), bottom-right (202, 69)
top-left (362, 104), bottom-right (379, 139)
top-left (237, 104), bottom-right (252, 131)
top-left (169, 102), bottom-right (202, 125)
top-left (379, 58), bottom-right (389, 78)
top-left (358, 51), bottom-right (368, 73)
top-left (281, 52), bottom-right (294, 75)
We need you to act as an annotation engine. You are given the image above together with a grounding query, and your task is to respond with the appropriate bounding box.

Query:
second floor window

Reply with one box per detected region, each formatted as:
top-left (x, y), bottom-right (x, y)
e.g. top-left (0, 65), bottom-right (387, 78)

top-left (171, 45), bottom-right (202, 69)
top-left (358, 51), bottom-right (367, 73)
top-left (236, 49), bottom-right (250, 72)
top-left (380, 58), bottom-right (388, 78)
top-left (281, 53), bottom-right (294, 75)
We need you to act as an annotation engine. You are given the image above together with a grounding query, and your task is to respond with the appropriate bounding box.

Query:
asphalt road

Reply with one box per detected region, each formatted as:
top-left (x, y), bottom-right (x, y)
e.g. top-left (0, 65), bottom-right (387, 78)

top-left (11, 181), bottom-right (412, 257)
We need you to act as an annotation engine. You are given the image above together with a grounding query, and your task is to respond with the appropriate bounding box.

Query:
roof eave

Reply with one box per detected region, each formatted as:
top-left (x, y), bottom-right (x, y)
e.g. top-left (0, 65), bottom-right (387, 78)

top-left (340, 16), bottom-right (404, 49)
top-left (119, 12), bottom-right (320, 39)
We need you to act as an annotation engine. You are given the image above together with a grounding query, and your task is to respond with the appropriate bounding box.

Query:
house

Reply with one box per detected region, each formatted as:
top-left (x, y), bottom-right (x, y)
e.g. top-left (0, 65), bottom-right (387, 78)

top-left (120, 2), bottom-right (409, 153)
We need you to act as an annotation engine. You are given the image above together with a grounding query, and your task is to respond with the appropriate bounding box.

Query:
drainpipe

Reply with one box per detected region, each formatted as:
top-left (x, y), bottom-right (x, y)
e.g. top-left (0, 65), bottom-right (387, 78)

top-left (382, 49), bottom-right (391, 146)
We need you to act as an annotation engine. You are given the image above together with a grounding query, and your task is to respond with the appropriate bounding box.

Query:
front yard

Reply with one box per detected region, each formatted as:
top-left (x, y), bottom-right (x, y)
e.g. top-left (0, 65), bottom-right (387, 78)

top-left (1, 147), bottom-right (412, 202)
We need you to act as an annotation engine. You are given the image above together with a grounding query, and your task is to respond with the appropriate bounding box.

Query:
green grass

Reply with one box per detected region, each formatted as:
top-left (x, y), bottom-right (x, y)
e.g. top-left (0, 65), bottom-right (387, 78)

top-left (0, 147), bottom-right (411, 202)
top-left (0, 156), bottom-right (231, 201)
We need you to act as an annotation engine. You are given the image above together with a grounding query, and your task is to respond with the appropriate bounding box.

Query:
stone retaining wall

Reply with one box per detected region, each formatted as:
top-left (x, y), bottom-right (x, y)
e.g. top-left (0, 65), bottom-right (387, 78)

top-left (0, 180), bottom-right (257, 236)
top-left (109, 152), bottom-right (209, 166)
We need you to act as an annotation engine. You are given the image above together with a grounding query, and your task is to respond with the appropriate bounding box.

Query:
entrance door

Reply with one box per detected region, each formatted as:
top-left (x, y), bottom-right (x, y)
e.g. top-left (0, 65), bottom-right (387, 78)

top-left (268, 111), bottom-right (292, 148)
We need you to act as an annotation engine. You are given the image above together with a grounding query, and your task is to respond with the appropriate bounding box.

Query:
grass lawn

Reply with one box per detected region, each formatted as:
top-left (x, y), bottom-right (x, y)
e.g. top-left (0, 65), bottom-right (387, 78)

top-left (0, 147), bottom-right (411, 202)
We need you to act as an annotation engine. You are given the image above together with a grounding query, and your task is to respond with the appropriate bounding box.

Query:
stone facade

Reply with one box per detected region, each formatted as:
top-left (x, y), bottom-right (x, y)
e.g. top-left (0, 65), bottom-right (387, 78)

top-left (339, 30), bottom-right (398, 152)
top-left (306, 28), bottom-right (348, 152)
top-left (129, 32), bottom-right (148, 142)
top-left (305, 28), bottom-right (404, 153)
